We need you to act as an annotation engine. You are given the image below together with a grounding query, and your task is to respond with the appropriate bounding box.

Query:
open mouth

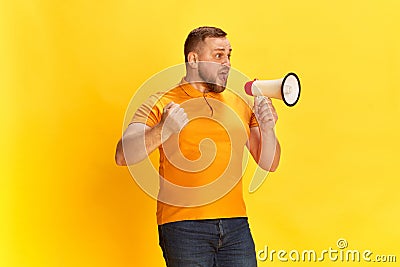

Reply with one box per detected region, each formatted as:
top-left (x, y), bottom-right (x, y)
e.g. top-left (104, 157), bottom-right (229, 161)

top-left (218, 68), bottom-right (230, 81)
top-left (217, 73), bottom-right (229, 85)
top-left (219, 66), bottom-right (230, 75)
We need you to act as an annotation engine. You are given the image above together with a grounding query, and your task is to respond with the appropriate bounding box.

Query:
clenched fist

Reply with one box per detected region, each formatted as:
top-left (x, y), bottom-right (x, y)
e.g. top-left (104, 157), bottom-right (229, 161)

top-left (161, 102), bottom-right (189, 138)
top-left (254, 96), bottom-right (278, 132)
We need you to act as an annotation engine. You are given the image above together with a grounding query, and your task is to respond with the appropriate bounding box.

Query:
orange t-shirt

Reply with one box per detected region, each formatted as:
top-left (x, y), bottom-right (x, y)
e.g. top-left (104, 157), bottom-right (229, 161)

top-left (131, 79), bottom-right (258, 225)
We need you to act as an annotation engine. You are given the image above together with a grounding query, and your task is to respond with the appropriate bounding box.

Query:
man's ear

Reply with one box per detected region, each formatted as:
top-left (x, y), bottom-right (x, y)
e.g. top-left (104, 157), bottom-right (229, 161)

top-left (187, 52), bottom-right (198, 69)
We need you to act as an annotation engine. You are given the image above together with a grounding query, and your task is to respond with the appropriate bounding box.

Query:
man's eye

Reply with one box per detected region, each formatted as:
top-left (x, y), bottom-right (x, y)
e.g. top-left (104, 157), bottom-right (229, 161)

top-left (215, 53), bottom-right (222, 58)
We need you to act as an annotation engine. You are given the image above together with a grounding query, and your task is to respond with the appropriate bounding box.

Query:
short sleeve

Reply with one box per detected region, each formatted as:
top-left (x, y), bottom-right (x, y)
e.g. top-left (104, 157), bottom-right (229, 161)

top-left (244, 96), bottom-right (258, 128)
top-left (249, 112), bottom-right (259, 128)
top-left (130, 93), bottom-right (164, 127)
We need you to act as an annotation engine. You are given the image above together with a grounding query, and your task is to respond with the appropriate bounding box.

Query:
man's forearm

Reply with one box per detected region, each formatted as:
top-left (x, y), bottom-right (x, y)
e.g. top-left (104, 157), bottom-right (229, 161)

top-left (116, 102), bottom-right (189, 166)
top-left (116, 123), bottom-right (166, 166)
top-left (258, 129), bottom-right (281, 171)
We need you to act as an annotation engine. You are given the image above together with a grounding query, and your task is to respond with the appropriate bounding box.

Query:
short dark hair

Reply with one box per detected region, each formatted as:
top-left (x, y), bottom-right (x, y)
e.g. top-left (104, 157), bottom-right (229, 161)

top-left (184, 26), bottom-right (227, 62)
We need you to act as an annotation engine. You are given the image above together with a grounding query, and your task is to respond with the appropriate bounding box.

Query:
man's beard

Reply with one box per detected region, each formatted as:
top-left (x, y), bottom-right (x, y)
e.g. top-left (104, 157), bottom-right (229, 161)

top-left (204, 82), bottom-right (226, 93)
top-left (198, 65), bottom-right (229, 93)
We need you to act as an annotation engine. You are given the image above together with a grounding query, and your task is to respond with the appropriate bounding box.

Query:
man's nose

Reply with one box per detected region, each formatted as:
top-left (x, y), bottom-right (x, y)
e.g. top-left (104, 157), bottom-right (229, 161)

top-left (222, 57), bottom-right (230, 67)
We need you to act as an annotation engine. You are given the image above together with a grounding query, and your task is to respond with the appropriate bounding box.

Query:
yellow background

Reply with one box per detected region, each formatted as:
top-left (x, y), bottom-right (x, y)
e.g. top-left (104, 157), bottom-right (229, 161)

top-left (1, 0), bottom-right (399, 266)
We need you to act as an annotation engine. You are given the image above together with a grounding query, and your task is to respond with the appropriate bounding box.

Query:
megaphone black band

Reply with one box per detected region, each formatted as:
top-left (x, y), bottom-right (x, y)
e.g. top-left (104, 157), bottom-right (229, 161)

top-left (281, 72), bottom-right (301, 107)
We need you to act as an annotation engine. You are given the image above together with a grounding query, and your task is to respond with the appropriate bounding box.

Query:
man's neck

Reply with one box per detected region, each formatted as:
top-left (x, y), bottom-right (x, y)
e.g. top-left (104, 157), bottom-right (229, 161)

top-left (184, 74), bottom-right (209, 93)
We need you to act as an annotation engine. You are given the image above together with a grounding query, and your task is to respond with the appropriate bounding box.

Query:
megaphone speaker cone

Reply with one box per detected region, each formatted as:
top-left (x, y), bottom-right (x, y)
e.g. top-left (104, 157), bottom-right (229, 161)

top-left (281, 72), bottom-right (301, 107)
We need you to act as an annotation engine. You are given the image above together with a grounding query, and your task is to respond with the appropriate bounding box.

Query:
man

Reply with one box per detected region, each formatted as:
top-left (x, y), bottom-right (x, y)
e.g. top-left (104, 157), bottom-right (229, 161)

top-left (115, 26), bottom-right (280, 267)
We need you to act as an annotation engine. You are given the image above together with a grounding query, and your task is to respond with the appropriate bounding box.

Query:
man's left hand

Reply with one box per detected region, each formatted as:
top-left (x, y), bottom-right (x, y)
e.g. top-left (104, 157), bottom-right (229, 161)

top-left (253, 96), bottom-right (278, 132)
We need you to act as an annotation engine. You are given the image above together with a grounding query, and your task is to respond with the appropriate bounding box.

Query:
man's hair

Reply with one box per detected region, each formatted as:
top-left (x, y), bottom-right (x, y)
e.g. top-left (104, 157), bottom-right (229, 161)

top-left (184, 26), bottom-right (227, 62)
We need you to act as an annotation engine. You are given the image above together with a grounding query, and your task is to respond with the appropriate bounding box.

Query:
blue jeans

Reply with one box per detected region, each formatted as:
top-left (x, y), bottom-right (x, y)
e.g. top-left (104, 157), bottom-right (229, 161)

top-left (158, 217), bottom-right (257, 267)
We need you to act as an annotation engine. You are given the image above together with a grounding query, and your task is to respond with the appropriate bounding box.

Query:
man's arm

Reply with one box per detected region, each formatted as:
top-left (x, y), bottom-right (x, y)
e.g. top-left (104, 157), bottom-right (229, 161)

top-left (115, 123), bottom-right (161, 166)
top-left (115, 102), bottom-right (188, 166)
top-left (247, 126), bottom-right (281, 171)
top-left (246, 97), bottom-right (281, 171)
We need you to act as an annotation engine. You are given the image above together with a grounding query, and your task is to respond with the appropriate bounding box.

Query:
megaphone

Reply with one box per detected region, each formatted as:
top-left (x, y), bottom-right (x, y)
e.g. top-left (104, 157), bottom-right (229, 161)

top-left (244, 72), bottom-right (301, 107)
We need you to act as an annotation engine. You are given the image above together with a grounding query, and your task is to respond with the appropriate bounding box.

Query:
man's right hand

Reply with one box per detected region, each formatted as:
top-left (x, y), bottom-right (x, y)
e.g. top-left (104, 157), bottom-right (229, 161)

top-left (160, 102), bottom-right (189, 139)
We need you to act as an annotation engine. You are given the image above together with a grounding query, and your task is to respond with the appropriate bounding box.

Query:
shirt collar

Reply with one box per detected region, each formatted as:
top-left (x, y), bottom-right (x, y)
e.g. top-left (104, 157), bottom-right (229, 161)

top-left (179, 78), bottom-right (221, 98)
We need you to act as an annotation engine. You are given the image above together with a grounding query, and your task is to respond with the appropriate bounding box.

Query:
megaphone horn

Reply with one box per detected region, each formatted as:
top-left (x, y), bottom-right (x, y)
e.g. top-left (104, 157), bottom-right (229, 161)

top-left (244, 72), bottom-right (301, 107)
